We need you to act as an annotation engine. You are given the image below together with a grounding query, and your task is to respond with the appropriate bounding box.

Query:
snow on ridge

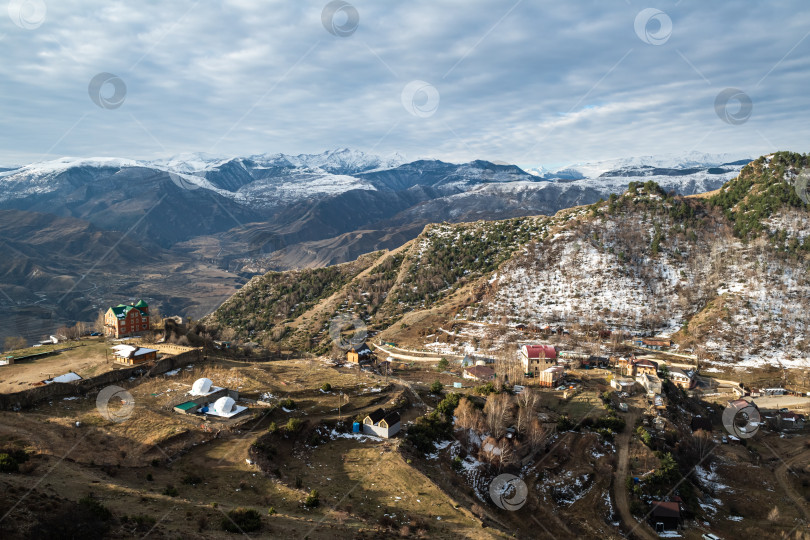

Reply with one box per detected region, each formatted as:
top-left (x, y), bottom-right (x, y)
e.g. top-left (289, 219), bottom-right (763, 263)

top-left (1, 156), bottom-right (141, 176)
top-left (526, 151), bottom-right (751, 180)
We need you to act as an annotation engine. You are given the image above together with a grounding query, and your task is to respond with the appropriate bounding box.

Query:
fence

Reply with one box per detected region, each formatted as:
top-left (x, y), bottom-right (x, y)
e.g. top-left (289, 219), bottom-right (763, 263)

top-left (0, 349), bottom-right (203, 411)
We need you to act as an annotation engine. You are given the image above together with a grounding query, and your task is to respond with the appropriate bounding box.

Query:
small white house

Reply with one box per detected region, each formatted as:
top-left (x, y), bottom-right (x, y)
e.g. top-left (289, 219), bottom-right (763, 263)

top-left (362, 408), bottom-right (401, 438)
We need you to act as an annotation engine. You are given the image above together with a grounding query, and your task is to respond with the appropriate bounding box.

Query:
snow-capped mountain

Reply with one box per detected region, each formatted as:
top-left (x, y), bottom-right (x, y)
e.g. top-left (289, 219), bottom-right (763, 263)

top-left (528, 151), bottom-right (750, 180)
top-left (0, 148), bottom-right (754, 274)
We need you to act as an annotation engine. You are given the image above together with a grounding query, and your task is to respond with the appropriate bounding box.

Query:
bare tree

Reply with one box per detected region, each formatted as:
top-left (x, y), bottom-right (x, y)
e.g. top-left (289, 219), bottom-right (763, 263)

top-left (94, 310), bottom-right (106, 334)
top-left (4, 336), bottom-right (27, 352)
top-left (691, 430), bottom-right (714, 463)
top-left (516, 387), bottom-right (538, 434)
top-left (695, 345), bottom-right (708, 371)
top-left (149, 305), bottom-right (163, 330)
top-left (455, 398), bottom-right (484, 448)
top-left (497, 437), bottom-right (517, 472)
top-left (74, 321), bottom-right (87, 338)
top-left (484, 393), bottom-right (514, 439)
top-left (527, 419), bottom-right (547, 454)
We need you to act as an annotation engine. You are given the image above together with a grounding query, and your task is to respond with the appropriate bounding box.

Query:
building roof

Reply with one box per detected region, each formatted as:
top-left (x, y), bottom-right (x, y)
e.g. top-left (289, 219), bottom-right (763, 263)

top-left (669, 367), bottom-right (690, 378)
top-left (109, 303), bottom-right (148, 319)
top-left (464, 365), bottom-right (496, 380)
top-left (521, 344), bottom-right (557, 360)
top-left (175, 401), bottom-right (197, 411)
top-left (633, 358), bottom-right (659, 369)
top-left (650, 501), bottom-right (680, 519)
top-left (134, 299), bottom-right (148, 307)
top-left (365, 408), bottom-right (386, 424)
top-left (383, 411), bottom-right (401, 426)
top-left (112, 345), bottom-right (156, 358)
top-left (43, 372), bottom-right (82, 384)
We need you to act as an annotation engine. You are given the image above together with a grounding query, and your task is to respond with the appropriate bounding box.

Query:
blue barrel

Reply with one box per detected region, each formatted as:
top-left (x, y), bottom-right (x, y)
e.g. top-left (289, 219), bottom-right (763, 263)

top-left (352, 422), bottom-right (360, 433)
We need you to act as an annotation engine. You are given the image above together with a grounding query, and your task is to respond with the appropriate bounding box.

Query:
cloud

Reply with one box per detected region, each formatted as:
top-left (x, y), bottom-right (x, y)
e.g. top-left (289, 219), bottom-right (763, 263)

top-left (0, 0), bottom-right (808, 166)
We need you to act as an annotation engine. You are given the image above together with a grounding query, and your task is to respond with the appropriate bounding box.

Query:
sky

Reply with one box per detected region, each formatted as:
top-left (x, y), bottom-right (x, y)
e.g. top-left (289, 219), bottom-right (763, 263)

top-left (0, 0), bottom-right (809, 169)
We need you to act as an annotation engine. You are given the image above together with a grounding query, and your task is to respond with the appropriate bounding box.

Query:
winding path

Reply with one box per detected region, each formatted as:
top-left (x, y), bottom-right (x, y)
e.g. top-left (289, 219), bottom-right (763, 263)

top-left (774, 448), bottom-right (810, 522)
top-left (612, 410), bottom-right (657, 540)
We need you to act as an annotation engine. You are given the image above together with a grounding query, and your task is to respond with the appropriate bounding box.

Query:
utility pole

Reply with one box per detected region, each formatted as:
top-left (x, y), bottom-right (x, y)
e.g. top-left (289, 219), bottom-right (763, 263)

top-left (339, 391), bottom-right (343, 421)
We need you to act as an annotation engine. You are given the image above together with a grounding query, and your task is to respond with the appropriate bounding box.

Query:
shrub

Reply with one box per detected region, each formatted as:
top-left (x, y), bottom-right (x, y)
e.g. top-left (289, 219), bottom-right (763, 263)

top-left (556, 415), bottom-right (574, 432)
top-left (78, 496), bottom-right (112, 522)
top-left (594, 415), bottom-right (625, 433)
top-left (304, 490), bottom-right (320, 508)
top-left (279, 398), bottom-right (296, 409)
top-left (436, 358), bottom-right (449, 372)
top-left (430, 380), bottom-right (443, 394)
top-left (163, 485), bottom-right (179, 497)
top-left (406, 413), bottom-right (452, 453)
top-left (321, 383), bottom-right (332, 392)
top-left (267, 421), bottom-right (278, 434)
top-left (636, 426), bottom-right (652, 446)
top-left (451, 456), bottom-right (463, 471)
top-left (285, 418), bottom-right (303, 433)
top-left (267, 507), bottom-right (276, 515)
top-left (182, 473), bottom-right (203, 485)
top-left (222, 508), bottom-right (262, 533)
top-left (0, 453), bottom-right (18, 473)
top-left (474, 382), bottom-right (496, 395)
top-left (436, 392), bottom-right (460, 416)
top-left (146, 473), bottom-right (153, 482)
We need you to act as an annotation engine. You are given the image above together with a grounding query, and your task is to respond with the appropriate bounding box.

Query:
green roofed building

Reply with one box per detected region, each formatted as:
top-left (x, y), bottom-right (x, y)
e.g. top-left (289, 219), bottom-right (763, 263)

top-left (104, 300), bottom-right (150, 338)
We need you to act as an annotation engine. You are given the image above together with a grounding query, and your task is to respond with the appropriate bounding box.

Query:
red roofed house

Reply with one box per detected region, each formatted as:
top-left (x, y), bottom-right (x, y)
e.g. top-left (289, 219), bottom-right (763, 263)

top-left (519, 344), bottom-right (557, 377)
top-left (520, 345), bottom-right (557, 377)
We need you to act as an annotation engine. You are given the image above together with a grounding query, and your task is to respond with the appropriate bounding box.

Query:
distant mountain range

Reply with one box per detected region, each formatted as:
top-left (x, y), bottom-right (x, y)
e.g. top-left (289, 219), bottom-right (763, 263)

top-left (0, 148), bottom-right (751, 342)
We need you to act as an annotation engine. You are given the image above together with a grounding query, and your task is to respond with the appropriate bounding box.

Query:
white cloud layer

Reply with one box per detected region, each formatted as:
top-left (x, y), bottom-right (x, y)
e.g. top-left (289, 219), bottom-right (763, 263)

top-left (0, 0), bottom-right (808, 167)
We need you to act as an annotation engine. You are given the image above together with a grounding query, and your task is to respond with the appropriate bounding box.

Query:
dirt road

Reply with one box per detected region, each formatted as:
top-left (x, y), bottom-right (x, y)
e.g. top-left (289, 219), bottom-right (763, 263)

top-left (613, 410), bottom-right (657, 540)
top-left (774, 448), bottom-right (810, 521)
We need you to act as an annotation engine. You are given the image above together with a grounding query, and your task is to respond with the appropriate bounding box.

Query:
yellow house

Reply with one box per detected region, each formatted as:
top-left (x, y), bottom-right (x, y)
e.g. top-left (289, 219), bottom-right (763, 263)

top-left (346, 343), bottom-right (372, 363)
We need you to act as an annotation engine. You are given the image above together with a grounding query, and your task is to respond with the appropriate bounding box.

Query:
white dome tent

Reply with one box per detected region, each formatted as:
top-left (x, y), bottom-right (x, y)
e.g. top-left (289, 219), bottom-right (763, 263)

top-left (213, 396), bottom-right (235, 415)
top-left (190, 378), bottom-right (214, 396)
top-left (205, 395), bottom-right (246, 418)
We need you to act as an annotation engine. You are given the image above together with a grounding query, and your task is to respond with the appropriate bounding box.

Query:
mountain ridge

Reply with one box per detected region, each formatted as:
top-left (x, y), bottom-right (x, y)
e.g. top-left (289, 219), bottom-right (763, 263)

top-left (205, 151), bottom-right (810, 369)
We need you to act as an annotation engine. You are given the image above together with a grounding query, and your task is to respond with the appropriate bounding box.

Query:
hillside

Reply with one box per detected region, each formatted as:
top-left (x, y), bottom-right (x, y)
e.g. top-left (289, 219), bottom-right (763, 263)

top-left (207, 152), bottom-right (810, 369)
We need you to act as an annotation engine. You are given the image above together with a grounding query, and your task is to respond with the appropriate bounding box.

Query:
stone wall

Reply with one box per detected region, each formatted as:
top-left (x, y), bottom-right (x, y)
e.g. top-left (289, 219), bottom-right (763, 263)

top-left (0, 348), bottom-right (203, 411)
